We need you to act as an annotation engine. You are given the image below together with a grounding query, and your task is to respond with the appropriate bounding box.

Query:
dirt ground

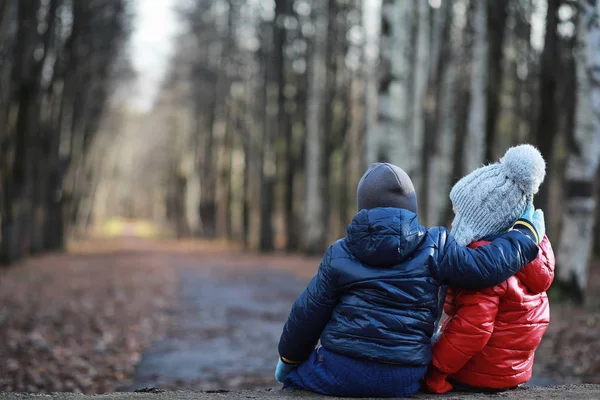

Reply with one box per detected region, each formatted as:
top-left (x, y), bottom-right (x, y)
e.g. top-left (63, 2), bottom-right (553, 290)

top-left (3, 386), bottom-right (600, 399)
top-left (0, 239), bottom-right (178, 392)
top-left (0, 237), bottom-right (598, 393)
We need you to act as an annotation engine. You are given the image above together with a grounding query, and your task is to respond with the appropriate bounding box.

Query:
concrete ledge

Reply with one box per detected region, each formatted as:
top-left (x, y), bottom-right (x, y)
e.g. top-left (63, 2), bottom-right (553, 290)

top-left (2, 385), bottom-right (600, 400)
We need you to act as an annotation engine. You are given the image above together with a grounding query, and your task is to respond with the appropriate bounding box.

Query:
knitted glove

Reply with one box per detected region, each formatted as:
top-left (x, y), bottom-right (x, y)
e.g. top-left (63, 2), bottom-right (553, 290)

top-left (532, 209), bottom-right (545, 241)
top-left (275, 358), bottom-right (297, 383)
top-left (522, 204), bottom-right (534, 221)
top-left (513, 204), bottom-right (542, 244)
top-left (422, 366), bottom-right (453, 394)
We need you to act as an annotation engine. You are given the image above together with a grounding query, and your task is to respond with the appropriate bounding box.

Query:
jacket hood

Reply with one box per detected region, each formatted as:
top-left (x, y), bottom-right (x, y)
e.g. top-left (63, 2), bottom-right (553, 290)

top-left (346, 207), bottom-right (427, 267)
top-left (470, 235), bottom-right (555, 294)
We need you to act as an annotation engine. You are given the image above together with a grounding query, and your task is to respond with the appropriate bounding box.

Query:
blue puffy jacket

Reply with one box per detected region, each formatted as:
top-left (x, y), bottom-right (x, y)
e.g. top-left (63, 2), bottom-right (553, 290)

top-left (278, 207), bottom-right (538, 367)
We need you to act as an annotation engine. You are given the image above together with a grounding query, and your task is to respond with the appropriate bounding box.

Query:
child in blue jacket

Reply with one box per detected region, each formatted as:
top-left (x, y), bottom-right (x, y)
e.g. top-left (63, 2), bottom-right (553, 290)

top-left (275, 162), bottom-right (544, 397)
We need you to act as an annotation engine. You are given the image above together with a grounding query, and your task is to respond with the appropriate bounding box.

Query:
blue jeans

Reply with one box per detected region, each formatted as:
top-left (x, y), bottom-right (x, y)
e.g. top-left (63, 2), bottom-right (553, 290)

top-left (283, 347), bottom-right (427, 398)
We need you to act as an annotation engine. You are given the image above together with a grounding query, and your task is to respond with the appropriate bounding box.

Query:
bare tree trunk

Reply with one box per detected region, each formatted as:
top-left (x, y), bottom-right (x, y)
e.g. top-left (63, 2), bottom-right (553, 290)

top-left (411, 0), bottom-right (429, 204)
top-left (338, 77), bottom-right (356, 233)
top-left (443, 76), bottom-right (472, 226)
top-left (594, 175), bottom-right (600, 256)
top-left (427, 0), bottom-right (456, 226)
top-left (510, 1), bottom-right (536, 145)
top-left (258, 17), bottom-right (278, 252)
top-left (464, 0), bottom-right (488, 172)
top-left (199, 3), bottom-right (235, 239)
top-left (1, 0), bottom-right (42, 263)
top-left (534, 0), bottom-right (560, 213)
top-left (321, 0), bottom-right (340, 243)
top-left (377, 1), bottom-right (414, 169)
top-left (44, 54), bottom-right (71, 250)
top-left (0, 0), bottom-right (17, 134)
top-left (304, 2), bottom-right (328, 254)
top-left (501, 2), bottom-right (522, 148)
top-left (484, 0), bottom-right (508, 162)
top-left (339, 123), bottom-right (352, 232)
top-left (241, 84), bottom-right (254, 248)
top-left (45, 94), bottom-right (66, 250)
top-left (422, 1), bottom-right (450, 225)
top-left (362, 0), bottom-right (381, 168)
top-left (283, 123), bottom-right (299, 251)
top-left (289, 50), bottom-right (309, 249)
top-left (273, 0), bottom-right (298, 252)
top-left (346, 0), bottom-right (366, 216)
top-left (556, 0), bottom-right (600, 304)
top-left (199, 93), bottom-right (217, 238)
top-left (31, 0), bottom-right (60, 252)
top-left (222, 101), bottom-right (235, 240)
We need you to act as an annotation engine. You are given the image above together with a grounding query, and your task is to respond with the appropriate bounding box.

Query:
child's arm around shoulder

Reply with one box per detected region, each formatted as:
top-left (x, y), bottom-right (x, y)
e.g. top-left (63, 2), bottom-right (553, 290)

top-left (432, 223), bottom-right (539, 289)
top-left (277, 244), bottom-right (341, 364)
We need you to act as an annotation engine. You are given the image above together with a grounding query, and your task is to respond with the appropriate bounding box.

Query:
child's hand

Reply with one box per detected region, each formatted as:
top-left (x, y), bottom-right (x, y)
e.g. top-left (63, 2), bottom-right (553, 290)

top-left (532, 209), bottom-right (545, 240)
top-left (515, 204), bottom-right (544, 244)
top-left (521, 204), bottom-right (534, 222)
top-left (422, 366), bottom-right (452, 394)
top-left (275, 358), bottom-right (297, 383)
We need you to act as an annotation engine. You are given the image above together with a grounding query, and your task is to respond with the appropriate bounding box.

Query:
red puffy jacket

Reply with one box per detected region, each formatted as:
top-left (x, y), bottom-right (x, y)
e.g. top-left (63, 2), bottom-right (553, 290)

top-left (427, 236), bottom-right (555, 391)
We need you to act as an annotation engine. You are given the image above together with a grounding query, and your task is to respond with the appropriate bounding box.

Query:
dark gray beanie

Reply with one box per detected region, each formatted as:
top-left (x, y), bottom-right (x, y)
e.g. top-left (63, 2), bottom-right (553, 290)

top-left (356, 163), bottom-right (418, 213)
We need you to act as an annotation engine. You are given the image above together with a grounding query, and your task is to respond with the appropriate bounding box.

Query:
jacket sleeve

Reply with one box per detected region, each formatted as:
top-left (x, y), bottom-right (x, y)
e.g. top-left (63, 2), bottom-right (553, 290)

top-left (431, 285), bottom-right (504, 375)
top-left (434, 228), bottom-right (538, 289)
top-left (278, 246), bottom-right (339, 363)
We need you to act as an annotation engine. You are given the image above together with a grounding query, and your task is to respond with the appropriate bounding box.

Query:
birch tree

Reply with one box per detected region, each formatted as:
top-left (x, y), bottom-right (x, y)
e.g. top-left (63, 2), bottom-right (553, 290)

top-left (464, 0), bottom-right (488, 172)
top-left (556, 0), bottom-right (600, 303)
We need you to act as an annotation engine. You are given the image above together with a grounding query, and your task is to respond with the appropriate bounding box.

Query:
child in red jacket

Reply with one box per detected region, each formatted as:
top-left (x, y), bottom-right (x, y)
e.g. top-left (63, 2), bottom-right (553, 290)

top-left (423, 144), bottom-right (555, 393)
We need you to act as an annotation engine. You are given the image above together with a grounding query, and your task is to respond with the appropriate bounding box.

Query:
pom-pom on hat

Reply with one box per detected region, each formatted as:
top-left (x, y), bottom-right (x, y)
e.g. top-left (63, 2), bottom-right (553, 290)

top-left (449, 144), bottom-right (546, 246)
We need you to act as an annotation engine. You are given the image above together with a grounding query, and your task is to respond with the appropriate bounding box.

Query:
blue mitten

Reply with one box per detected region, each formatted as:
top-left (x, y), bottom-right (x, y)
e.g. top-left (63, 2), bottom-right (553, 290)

top-left (532, 209), bottom-right (545, 240)
top-left (513, 204), bottom-right (542, 244)
top-left (522, 204), bottom-right (534, 221)
top-left (275, 358), bottom-right (296, 383)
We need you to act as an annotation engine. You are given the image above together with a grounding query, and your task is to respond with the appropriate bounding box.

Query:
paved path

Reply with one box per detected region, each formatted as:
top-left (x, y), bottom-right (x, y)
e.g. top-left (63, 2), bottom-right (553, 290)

top-left (130, 255), bottom-right (306, 390)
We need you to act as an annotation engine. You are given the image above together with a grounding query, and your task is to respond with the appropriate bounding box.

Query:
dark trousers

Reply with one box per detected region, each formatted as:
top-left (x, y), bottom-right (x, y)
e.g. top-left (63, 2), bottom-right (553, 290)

top-left (283, 347), bottom-right (427, 398)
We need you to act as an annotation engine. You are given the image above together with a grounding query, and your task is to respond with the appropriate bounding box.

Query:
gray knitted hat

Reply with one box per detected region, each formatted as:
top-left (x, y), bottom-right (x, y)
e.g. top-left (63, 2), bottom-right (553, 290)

top-left (357, 163), bottom-right (418, 213)
top-left (450, 144), bottom-right (546, 246)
